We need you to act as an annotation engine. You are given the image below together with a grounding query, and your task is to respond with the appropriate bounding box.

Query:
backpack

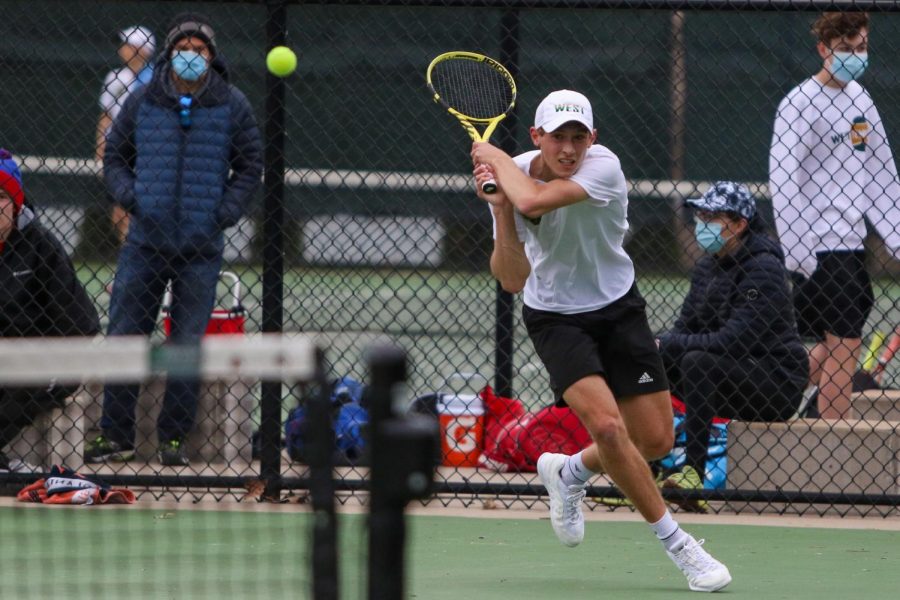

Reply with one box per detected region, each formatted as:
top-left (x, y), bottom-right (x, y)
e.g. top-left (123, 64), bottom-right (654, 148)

top-left (284, 376), bottom-right (369, 464)
top-left (656, 395), bottom-right (729, 490)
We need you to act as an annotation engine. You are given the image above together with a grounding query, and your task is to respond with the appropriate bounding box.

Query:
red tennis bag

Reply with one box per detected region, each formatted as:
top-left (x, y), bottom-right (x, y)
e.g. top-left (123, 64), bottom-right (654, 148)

top-left (477, 386), bottom-right (592, 473)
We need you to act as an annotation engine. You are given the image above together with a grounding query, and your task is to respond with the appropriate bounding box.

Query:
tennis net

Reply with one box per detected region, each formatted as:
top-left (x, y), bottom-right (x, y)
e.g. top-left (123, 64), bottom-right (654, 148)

top-left (0, 334), bottom-right (336, 599)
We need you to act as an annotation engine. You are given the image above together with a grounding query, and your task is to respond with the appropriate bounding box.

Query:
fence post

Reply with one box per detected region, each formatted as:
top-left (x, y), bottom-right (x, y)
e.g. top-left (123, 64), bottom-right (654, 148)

top-left (494, 9), bottom-right (521, 399)
top-left (261, 0), bottom-right (289, 499)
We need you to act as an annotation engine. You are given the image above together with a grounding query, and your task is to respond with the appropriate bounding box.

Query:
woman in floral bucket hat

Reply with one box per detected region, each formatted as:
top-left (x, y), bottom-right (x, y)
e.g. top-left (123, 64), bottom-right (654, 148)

top-left (656, 181), bottom-right (808, 512)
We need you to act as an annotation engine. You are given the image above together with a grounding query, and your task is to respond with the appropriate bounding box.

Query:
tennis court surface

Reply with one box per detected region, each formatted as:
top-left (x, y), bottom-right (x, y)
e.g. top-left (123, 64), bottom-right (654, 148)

top-left (2, 501), bottom-right (898, 599)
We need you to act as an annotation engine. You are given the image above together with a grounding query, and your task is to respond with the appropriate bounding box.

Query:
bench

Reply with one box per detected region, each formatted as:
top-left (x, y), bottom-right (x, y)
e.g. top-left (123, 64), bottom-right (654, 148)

top-left (140, 378), bottom-right (256, 464)
top-left (5, 392), bottom-right (89, 470)
top-left (726, 418), bottom-right (900, 495)
top-left (850, 388), bottom-right (900, 421)
top-left (6, 378), bottom-right (256, 471)
top-left (83, 377), bottom-right (256, 465)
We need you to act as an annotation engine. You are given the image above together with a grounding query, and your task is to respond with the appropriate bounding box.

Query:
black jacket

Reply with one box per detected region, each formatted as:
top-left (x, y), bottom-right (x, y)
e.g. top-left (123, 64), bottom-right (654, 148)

top-left (0, 206), bottom-right (100, 338)
top-left (658, 230), bottom-right (807, 382)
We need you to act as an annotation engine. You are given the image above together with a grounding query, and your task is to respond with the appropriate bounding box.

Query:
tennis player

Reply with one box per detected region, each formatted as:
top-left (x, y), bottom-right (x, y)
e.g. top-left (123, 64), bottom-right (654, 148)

top-left (770, 12), bottom-right (900, 420)
top-left (471, 89), bottom-right (731, 592)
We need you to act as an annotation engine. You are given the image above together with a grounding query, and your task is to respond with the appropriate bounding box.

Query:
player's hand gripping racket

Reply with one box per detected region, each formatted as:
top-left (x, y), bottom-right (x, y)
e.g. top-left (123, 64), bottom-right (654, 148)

top-left (426, 51), bottom-right (517, 194)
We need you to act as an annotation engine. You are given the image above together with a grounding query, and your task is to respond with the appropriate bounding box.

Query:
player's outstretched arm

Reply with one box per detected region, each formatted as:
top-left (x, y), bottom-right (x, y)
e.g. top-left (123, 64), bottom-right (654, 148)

top-left (488, 202), bottom-right (530, 293)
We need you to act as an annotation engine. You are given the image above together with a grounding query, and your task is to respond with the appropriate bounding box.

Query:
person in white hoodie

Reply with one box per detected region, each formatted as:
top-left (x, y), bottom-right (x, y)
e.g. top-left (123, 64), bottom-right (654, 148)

top-left (769, 12), bottom-right (900, 420)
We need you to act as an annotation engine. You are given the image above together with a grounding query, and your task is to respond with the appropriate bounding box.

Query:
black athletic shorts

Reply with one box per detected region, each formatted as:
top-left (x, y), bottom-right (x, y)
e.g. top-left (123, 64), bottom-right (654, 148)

top-left (793, 250), bottom-right (874, 340)
top-left (522, 284), bottom-right (669, 405)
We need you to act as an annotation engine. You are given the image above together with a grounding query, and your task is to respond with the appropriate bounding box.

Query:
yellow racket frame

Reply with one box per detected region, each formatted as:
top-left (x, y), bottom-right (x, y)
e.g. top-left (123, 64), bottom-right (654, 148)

top-left (426, 50), bottom-right (517, 143)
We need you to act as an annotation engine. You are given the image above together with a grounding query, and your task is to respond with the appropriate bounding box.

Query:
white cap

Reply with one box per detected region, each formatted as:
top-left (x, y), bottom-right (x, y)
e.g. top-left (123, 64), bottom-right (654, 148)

top-left (534, 89), bottom-right (593, 132)
top-left (118, 25), bottom-right (156, 55)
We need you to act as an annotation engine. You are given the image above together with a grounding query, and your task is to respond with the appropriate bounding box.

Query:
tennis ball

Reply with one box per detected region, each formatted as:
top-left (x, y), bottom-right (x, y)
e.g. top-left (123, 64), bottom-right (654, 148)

top-left (266, 46), bottom-right (297, 77)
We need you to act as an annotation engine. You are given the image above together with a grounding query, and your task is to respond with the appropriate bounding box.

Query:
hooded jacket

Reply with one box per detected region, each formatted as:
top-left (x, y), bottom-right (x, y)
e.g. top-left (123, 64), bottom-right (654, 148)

top-left (0, 206), bottom-right (100, 338)
top-left (659, 229), bottom-right (808, 384)
top-left (103, 56), bottom-right (262, 255)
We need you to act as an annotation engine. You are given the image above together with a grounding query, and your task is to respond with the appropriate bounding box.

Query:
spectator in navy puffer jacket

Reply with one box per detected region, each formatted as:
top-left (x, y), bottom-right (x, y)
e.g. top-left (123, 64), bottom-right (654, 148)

top-left (657, 182), bottom-right (808, 512)
top-left (86, 12), bottom-right (262, 467)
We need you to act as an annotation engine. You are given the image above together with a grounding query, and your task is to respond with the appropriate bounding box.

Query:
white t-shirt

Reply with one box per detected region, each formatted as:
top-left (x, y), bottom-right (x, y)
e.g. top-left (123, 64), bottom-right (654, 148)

top-left (99, 65), bottom-right (152, 125)
top-left (491, 144), bottom-right (635, 314)
top-left (769, 77), bottom-right (900, 277)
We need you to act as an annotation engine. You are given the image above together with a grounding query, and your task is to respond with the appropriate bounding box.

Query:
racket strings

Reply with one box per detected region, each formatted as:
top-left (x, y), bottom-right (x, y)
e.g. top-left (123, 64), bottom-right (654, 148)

top-left (432, 59), bottom-right (513, 120)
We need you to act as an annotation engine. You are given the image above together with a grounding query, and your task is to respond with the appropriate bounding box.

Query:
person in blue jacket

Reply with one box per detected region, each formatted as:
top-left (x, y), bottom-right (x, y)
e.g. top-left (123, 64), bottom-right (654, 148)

top-left (657, 181), bottom-right (808, 512)
top-left (85, 13), bottom-right (262, 467)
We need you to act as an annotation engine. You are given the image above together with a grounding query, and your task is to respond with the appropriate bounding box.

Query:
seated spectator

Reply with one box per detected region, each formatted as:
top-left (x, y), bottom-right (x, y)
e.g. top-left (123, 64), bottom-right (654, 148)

top-left (0, 149), bottom-right (101, 472)
top-left (657, 181), bottom-right (808, 512)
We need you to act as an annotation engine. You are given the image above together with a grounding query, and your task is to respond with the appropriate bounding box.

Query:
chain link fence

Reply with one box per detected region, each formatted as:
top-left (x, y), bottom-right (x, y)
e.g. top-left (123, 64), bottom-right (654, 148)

top-left (2, 0), bottom-right (900, 515)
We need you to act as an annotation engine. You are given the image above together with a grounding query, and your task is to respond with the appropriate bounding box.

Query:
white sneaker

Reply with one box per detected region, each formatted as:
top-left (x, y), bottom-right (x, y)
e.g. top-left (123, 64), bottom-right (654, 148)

top-left (667, 535), bottom-right (732, 592)
top-left (9, 458), bottom-right (40, 473)
top-left (537, 453), bottom-right (586, 547)
top-left (0, 457), bottom-right (40, 473)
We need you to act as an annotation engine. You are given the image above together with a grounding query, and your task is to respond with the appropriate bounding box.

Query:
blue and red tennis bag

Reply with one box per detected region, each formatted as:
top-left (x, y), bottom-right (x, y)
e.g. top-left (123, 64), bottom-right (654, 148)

top-left (284, 376), bottom-right (368, 463)
top-left (657, 396), bottom-right (729, 490)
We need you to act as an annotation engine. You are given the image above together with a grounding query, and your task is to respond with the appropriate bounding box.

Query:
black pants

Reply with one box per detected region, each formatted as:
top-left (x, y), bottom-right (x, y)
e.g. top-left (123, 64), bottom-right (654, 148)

top-left (0, 385), bottom-right (76, 450)
top-left (664, 350), bottom-right (803, 477)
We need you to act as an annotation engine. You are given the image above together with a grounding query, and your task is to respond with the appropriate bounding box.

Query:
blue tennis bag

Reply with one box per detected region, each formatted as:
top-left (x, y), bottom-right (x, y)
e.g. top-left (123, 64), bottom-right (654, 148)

top-left (657, 412), bottom-right (728, 490)
top-left (284, 376), bottom-right (369, 463)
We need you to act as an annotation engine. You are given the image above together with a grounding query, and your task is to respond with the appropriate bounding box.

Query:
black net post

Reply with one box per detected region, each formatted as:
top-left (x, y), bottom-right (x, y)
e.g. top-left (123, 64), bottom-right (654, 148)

top-left (367, 346), bottom-right (408, 600)
top-left (367, 345), bottom-right (439, 600)
top-left (306, 347), bottom-right (339, 600)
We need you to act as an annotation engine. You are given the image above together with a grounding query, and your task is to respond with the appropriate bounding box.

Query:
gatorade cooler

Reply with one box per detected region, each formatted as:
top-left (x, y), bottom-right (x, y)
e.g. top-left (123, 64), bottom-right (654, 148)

top-left (438, 393), bottom-right (485, 467)
top-left (161, 271), bottom-right (246, 336)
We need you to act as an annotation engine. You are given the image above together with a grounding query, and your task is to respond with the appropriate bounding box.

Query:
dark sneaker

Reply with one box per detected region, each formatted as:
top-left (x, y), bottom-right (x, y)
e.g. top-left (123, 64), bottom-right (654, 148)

top-left (84, 435), bottom-right (135, 463)
top-left (158, 439), bottom-right (189, 467)
top-left (661, 466), bottom-right (709, 514)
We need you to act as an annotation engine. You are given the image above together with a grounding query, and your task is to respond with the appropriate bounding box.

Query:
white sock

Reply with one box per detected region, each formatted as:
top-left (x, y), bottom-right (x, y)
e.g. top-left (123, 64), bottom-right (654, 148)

top-left (650, 510), bottom-right (689, 552)
top-left (560, 451), bottom-right (594, 487)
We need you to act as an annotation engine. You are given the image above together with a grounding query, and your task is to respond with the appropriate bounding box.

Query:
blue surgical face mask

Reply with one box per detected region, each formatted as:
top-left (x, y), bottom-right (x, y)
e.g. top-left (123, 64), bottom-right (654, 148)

top-left (694, 221), bottom-right (727, 254)
top-left (171, 50), bottom-right (208, 82)
top-left (829, 52), bottom-right (868, 83)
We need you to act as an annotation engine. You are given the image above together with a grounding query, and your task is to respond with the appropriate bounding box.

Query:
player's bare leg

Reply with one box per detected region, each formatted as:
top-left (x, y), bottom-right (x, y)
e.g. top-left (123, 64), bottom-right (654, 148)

top-left (564, 376), bottom-right (668, 523)
top-left (618, 388), bottom-right (675, 462)
top-left (817, 333), bottom-right (862, 419)
top-left (537, 375), bottom-right (731, 592)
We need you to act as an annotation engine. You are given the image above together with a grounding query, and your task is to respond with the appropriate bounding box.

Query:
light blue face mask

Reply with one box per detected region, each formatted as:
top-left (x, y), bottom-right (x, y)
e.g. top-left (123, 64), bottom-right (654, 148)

top-left (695, 221), bottom-right (727, 254)
top-left (830, 52), bottom-right (868, 83)
top-left (171, 50), bottom-right (208, 82)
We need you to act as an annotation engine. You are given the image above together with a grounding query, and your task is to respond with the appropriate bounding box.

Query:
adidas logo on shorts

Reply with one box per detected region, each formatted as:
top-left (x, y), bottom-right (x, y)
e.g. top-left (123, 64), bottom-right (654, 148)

top-left (637, 372), bottom-right (654, 384)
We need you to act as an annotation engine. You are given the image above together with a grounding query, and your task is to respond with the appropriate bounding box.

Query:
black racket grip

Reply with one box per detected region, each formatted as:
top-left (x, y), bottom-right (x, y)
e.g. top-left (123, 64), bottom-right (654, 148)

top-left (482, 179), bottom-right (498, 194)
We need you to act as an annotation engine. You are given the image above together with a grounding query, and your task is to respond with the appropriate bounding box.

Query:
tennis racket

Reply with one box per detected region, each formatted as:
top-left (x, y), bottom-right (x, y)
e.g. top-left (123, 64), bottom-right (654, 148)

top-left (871, 326), bottom-right (900, 384)
top-left (426, 51), bottom-right (517, 194)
